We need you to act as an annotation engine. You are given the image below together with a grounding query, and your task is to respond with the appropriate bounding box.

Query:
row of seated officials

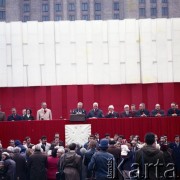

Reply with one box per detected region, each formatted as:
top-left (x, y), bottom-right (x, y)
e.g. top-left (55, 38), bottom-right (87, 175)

top-left (0, 102), bottom-right (180, 121)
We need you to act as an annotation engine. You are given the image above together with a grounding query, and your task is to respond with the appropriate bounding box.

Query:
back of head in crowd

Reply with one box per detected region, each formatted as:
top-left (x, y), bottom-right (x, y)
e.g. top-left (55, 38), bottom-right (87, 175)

top-left (69, 143), bottom-right (76, 150)
top-left (145, 132), bottom-right (155, 145)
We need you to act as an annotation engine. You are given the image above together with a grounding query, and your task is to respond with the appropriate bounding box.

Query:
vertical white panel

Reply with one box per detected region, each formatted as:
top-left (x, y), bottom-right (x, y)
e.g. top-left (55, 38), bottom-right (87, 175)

top-left (41, 22), bottom-right (56, 85)
top-left (5, 23), bottom-right (11, 44)
top-left (102, 21), bottom-right (108, 42)
top-left (11, 22), bottom-right (24, 86)
top-left (7, 66), bottom-right (13, 87)
top-left (86, 43), bottom-right (93, 64)
top-left (156, 19), bottom-right (171, 82)
top-left (6, 45), bottom-right (12, 67)
top-left (172, 19), bottom-right (180, 82)
top-left (107, 20), bottom-right (120, 43)
top-left (125, 19), bottom-right (140, 83)
top-left (119, 20), bottom-right (126, 42)
top-left (86, 21), bottom-right (92, 42)
top-left (23, 66), bottom-right (28, 86)
top-left (25, 21), bottom-right (41, 86)
top-left (22, 23), bottom-right (28, 44)
top-left (38, 22), bottom-right (44, 44)
top-left (54, 22), bottom-right (60, 43)
top-left (0, 23), bottom-right (7, 86)
top-left (102, 42), bottom-right (109, 64)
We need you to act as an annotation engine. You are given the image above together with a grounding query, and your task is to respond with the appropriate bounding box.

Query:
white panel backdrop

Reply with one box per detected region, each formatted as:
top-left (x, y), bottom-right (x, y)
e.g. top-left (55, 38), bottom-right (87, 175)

top-left (0, 19), bottom-right (180, 87)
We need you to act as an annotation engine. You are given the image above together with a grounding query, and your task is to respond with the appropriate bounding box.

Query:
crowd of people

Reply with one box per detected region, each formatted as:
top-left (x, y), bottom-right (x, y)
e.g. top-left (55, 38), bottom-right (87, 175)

top-left (0, 132), bottom-right (180, 180)
top-left (0, 102), bottom-right (180, 121)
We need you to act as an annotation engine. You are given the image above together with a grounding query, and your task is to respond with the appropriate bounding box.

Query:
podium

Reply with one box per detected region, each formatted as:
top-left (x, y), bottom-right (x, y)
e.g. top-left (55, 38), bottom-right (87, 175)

top-left (69, 114), bottom-right (86, 122)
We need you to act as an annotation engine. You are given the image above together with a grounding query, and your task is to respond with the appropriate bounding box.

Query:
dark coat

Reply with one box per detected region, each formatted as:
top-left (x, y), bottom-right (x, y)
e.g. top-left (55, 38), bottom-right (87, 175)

top-left (119, 151), bottom-right (134, 171)
top-left (88, 150), bottom-right (115, 179)
top-left (84, 148), bottom-right (96, 178)
top-left (136, 109), bottom-right (150, 117)
top-left (105, 112), bottom-right (119, 118)
top-left (7, 114), bottom-right (22, 121)
top-left (169, 143), bottom-right (180, 172)
top-left (120, 111), bottom-right (133, 118)
top-left (22, 114), bottom-right (34, 120)
top-left (87, 109), bottom-right (104, 118)
top-left (135, 145), bottom-right (164, 179)
top-left (3, 158), bottom-right (16, 180)
top-left (167, 108), bottom-right (180, 116)
top-left (27, 151), bottom-right (47, 180)
top-left (59, 151), bottom-right (82, 180)
top-left (151, 109), bottom-right (165, 117)
top-left (129, 110), bottom-right (137, 117)
top-left (13, 153), bottom-right (27, 180)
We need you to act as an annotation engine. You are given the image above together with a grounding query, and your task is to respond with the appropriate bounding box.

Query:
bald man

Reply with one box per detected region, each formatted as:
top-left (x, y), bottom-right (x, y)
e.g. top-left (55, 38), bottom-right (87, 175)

top-left (151, 104), bottom-right (165, 117)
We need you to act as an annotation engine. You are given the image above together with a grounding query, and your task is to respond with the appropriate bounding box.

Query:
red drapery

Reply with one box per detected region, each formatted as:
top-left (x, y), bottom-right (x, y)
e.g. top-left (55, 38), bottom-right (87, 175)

top-left (0, 117), bottom-right (179, 147)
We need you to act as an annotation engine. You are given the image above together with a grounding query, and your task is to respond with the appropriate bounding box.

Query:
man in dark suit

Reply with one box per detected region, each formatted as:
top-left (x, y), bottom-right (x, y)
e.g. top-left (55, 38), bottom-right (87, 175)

top-left (136, 103), bottom-right (150, 117)
top-left (167, 102), bottom-right (180, 116)
top-left (7, 108), bottom-right (22, 121)
top-left (87, 102), bottom-right (104, 118)
top-left (169, 135), bottom-right (180, 178)
top-left (105, 105), bottom-right (119, 118)
top-left (151, 104), bottom-right (165, 117)
top-left (72, 102), bottom-right (87, 116)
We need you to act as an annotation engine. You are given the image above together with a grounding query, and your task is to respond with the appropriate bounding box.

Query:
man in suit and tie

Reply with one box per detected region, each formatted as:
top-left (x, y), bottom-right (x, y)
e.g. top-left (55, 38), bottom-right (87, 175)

top-left (72, 102), bottom-right (87, 116)
top-left (7, 108), bottom-right (22, 121)
top-left (167, 102), bottom-right (180, 116)
top-left (87, 102), bottom-right (104, 118)
top-left (105, 105), bottom-right (119, 118)
top-left (136, 103), bottom-right (150, 117)
top-left (36, 102), bottom-right (52, 120)
top-left (0, 105), bottom-right (6, 121)
top-left (151, 104), bottom-right (165, 117)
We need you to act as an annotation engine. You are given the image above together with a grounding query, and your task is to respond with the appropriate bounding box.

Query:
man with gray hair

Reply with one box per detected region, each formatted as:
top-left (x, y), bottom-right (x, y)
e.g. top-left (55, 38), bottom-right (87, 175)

top-left (121, 104), bottom-right (132, 118)
top-left (7, 108), bottom-right (22, 121)
top-left (87, 102), bottom-right (104, 118)
top-left (37, 102), bottom-right (52, 120)
top-left (105, 105), bottom-right (119, 118)
top-left (72, 102), bottom-right (87, 116)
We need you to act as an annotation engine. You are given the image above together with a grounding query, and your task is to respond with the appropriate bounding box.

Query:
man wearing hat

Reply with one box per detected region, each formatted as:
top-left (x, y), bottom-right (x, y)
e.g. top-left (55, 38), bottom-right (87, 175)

top-left (88, 139), bottom-right (115, 179)
top-left (1, 152), bottom-right (16, 180)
